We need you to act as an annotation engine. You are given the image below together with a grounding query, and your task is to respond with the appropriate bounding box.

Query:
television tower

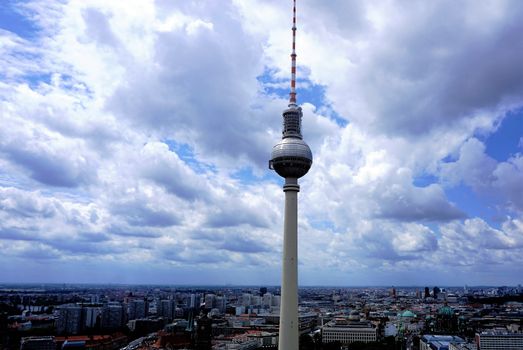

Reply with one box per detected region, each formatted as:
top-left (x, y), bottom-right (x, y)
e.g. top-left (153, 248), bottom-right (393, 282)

top-left (269, 1), bottom-right (312, 350)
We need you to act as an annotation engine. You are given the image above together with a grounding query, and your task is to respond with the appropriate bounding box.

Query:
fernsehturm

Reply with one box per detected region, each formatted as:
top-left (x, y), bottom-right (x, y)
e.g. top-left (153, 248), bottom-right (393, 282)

top-left (268, 1), bottom-right (312, 349)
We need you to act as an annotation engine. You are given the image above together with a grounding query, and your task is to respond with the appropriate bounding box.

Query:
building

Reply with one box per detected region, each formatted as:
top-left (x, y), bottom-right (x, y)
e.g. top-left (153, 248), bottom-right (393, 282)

top-left (247, 331), bottom-right (278, 348)
top-left (101, 303), bottom-right (124, 330)
top-left (448, 342), bottom-right (476, 350)
top-left (158, 299), bottom-right (175, 321)
top-left (242, 294), bottom-right (252, 307)
top-left (205, 294), bottom-right (216, 309)
top-left (322, 320), bottom-right (378, 345)
top-left (188, 294), bottom-right (201, 309)
top-left (420, 335), bottom-right (465, 350)
top-left (476, 331), bottom-right (523, 350)
top-left (215, 296), bottom-right (227, 313)
top-left (20, 336), bottom-right (56, 350)
top-left (262, 293), bottom-right (272, 308)
top-left (56, 305), bottom-right (83, 335)
top-left (127, 318), bottom-right (163, 334)
top-left (61, 340), bottom-right (85, 349)
top-left (272, 295), bottom-right (281, 308)
top-left (55, 334), bottom-right (127, 350)
top-left (435, 304), bottom-right (458, 333)
top-left (127, 299), bottom-right (146, 321)
top-left (84, 307), bottom-right (101, 329)
top-left (384, 322), bottom-right (398, 337)
top-left (235, 306), bottom-right (246, 316)
top-left (196, 314), bottom-right (212, 350)
top-left (226, 337), bottom-right (259, 350)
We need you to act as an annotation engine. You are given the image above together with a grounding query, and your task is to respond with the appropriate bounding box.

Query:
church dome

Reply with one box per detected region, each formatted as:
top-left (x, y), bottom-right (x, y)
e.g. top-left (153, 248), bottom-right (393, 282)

top-left (438, 305), bottom-right (454, 316)
top-left (400, 310), bottom-right (416, 318)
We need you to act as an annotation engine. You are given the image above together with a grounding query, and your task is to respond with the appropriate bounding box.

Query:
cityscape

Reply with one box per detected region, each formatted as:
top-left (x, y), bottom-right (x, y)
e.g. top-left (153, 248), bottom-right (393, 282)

top-left (1, 284), bottom-right (522, 349)
top-left (1, 0), bottom-right (523, 350)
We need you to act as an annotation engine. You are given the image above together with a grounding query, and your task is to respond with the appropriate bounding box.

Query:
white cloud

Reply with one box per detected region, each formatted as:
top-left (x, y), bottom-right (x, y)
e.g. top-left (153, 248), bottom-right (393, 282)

top-left (0, 113), bottom-right (99, 187)
top-left (1, 0), bottom-right (523, 284)
top-left (440, 138), bottom-right (497, 189)
top-left (440, 138), bottom-right (523, 213)
top-left (493, 155), bottom-right (523, 211)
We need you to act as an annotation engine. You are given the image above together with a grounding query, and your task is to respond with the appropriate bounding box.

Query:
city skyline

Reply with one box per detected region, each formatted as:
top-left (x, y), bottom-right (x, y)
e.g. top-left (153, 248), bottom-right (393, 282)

top-left (1, 0), bottom-right (523, 286)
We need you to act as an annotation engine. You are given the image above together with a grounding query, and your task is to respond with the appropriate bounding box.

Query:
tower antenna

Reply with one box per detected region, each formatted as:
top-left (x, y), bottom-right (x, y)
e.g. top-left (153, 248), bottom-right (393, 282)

top-left (289, 0), bottom-right (297, 106)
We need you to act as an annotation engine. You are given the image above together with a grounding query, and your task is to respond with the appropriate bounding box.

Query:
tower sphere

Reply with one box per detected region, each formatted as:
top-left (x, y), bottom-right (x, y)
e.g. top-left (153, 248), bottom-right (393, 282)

top-left (270, 137), bottom-right (312, 179)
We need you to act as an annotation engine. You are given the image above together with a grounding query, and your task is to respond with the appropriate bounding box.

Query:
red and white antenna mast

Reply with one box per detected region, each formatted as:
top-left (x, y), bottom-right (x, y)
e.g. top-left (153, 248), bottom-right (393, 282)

top-left (289, 0), bottom-right (297, 107)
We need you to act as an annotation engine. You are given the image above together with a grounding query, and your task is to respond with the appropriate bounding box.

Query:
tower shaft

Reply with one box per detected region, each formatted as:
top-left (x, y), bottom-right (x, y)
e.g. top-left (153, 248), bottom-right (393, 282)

top-left (279, 178), bottom-right (300, 350)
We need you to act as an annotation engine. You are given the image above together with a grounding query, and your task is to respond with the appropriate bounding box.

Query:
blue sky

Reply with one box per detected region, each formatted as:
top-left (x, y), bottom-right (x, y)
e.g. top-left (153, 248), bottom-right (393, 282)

top-left (1, 0), bottom-right (523, 286)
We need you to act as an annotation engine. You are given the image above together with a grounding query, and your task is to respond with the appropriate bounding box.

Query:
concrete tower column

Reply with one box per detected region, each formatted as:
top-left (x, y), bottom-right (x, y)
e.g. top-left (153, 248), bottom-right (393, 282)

top-left (279, 177), bottom-right (300, 350)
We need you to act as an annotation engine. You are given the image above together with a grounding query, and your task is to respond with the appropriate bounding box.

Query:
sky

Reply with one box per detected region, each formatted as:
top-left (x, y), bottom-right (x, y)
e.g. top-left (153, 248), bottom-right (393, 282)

top-left (1, 0), bottom-right (523, 287)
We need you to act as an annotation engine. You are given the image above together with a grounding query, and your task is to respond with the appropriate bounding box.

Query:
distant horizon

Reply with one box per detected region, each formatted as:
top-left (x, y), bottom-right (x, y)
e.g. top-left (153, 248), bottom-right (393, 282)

top-left (1, 282), bottom-right (520, 289)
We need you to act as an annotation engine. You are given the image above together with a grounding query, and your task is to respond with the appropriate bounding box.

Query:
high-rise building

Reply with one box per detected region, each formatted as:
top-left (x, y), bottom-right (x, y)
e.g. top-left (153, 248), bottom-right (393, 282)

top-left (158, 299), bottom-right (175, 321)
top-left (205, 294), bottom-right (216, 309)
top-left (251, 296), bottom-right (261, 306)
top-left (268, 2), bottom-right (313, 350)
top-left (215, 296), bottom-right (227, 313)
top-left (188, 294), bottom-right (201, 309)
top-left (242, 293), bottom-right (252, 307)
top-left (433, 286), bottom-right (441, 299)
top-left (56, 304), bottom-right (83, 335)
top-left (262, 293), bottom-right (272, 308)
top-left (127, 299), bottom-right (146, 321)
top-left (101, 303), bottom-right (124, 330)
top-left (84, 306), bottom-right (101, 329)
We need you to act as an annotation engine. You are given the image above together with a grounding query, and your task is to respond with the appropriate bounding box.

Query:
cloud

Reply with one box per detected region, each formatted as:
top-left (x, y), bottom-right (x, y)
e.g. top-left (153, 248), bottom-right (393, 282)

top-left (436, 218), bottom-right (523, 271)
top-left (111, 201), bottom-right (180, 228)
top-left (0, 127), bottom-right (97, 187)
top-left (376, 172), bottom-right (465, 222)
top-left (81, 8), bottom-right (120, 48)
top-left (219, 236), bottom-right (270, 253)
top-left (440, 138), bottom-right (523, 213)
top-left (102, 1), bottom-right (275, 171)
top-left (295, 0), bottom-right (523, 137)
top-left (204, 188), bottom-right (278, 229)
top-left (0, 187), bottom-right (59, 218)
top-left (0, 0), bottom-right (523, 285)
top-left (493, 155), bottom-right (523, 211)
top-left (138, 142), bottom-right (209, 201)
top-left (0, 240), bottom-right (61, 260)
top-left (0, 227), bottom-right (39, 241)
top-left (392, 224), bottom-right (438, 254)
top-left (440, 138), bottom-right (497, 189)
